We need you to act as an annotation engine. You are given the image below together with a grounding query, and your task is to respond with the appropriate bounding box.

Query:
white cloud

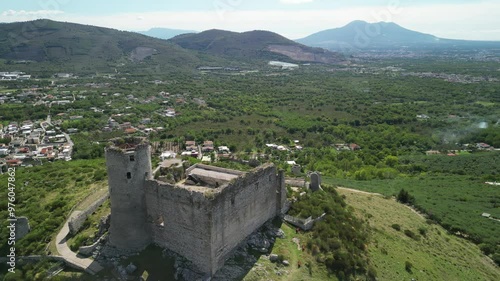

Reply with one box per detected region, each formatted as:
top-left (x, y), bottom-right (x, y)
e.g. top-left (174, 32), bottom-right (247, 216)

top-left (1, 10), bottom-right (64, 17)
top-left (279, 0), bottom-right (314, 4)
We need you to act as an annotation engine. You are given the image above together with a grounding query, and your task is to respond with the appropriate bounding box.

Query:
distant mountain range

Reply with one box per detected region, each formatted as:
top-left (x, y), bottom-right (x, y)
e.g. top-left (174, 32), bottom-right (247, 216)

top-left (297, 20), bottom-right (500, 51)
top-left (168, 29), bottom-right (345, 64)
top-left (0, 20), bottom-right (345, 74)
top-left (138, 28), bottom-right (197, 40)
top-left (0, 19), bottom-right (498, 75)
top-left (0, 20), bottom-right (229, 74)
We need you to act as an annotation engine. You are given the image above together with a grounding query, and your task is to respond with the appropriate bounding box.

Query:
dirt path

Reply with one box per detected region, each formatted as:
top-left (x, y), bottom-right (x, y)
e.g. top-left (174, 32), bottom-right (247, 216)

top-left (292, 237), bottom-right (301, 250)
top-left (52, 184), bottom-right (107, 275)
top-left (55, 216), bottom-right (103, 275)
top-left (402, 204), bottom-right (426, 220)
top-left (282, 237), bottom-right (303, 281)
top-left (336, 187), bottom-right (383, 196)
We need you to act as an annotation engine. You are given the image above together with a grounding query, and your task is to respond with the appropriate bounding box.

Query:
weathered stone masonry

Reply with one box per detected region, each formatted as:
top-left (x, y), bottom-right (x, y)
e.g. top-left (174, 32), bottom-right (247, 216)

top-left (105, 140), bottom-right (152, 251)
top-left (105, 138), bottom-right (287, 276)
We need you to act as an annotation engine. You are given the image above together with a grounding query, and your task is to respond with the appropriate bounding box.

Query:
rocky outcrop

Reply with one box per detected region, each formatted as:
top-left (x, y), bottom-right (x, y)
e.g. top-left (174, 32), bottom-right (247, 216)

top-left (130, 47), bottom-right (157, 61)
top-left (267, 44), bottom-right (346, 64)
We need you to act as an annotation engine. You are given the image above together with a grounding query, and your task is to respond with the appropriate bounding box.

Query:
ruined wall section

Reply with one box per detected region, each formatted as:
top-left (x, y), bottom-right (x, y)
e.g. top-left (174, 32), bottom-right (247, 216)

top-left (105, 143), bottom-right (152, 251)
top-left (144, 181), bottom-right (213, 274)
top-left (186, 164), bottom-right (245, 176)
top-left (277, 170), bottom-right (287, 214)
top-left (209, 164), bottom-right (281, 273)
top-left (68, 193), bottom-right (109, 235)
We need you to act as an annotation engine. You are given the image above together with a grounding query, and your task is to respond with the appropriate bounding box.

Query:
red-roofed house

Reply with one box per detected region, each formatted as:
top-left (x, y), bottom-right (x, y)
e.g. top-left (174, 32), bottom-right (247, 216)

top-left (350, 143), bottom-right (361, 151)
top-left (6, 159), bottom-right (22, 167)
top-left (125, 128), bottom-right (137, 134)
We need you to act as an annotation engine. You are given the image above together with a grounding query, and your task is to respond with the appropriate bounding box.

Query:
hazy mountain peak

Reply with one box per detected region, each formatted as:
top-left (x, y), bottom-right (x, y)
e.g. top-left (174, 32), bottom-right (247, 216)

top-left (297, 20), bottom-right (442, 50)
top-left (345, 20), bottom-right (369, 26)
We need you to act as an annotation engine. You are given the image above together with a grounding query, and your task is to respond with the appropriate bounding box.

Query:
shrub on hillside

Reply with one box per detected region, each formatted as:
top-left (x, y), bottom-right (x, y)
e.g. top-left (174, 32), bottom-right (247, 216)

top-left (367, 265), bottom-right (377, 280)
top-left (418, 227), bottom-right (428, 237)
top-left (492, 253), bottom-right (500, 266)
top-left (405, 261), bottom-right (413, 273)
top-left (391, 224), bottom-right (401, 231)
top-left (479, 243), bottom-right (495, 255)
top-left (397, 188), bottom-right (415, 205)
top-left (404, 229), bottom-right (420, 241)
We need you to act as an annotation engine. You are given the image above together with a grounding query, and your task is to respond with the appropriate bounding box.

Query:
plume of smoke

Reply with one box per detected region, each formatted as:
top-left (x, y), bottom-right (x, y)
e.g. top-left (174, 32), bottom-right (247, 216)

top-left (436, 120), bottom-right (493, 144)
top-left (478, 122), bottom-right (488, 129)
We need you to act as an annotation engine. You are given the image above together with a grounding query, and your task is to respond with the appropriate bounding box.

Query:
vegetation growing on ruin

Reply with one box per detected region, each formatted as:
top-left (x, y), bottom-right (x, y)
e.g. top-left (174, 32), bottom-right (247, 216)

top-left (288, 186), bottom-right (373, 280)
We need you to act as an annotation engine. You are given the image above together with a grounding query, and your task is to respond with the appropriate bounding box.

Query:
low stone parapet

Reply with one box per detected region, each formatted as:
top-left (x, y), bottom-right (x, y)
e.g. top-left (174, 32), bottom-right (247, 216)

top-left (284, 213), bottom-right (326, 231)
top-left (78, 235), bottom-right (107, 256)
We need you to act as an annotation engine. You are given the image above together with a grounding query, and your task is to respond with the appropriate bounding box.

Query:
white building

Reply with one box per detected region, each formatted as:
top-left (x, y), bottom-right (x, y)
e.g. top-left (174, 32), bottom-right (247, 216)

top-left (160, 151), bottom-right (177, 160)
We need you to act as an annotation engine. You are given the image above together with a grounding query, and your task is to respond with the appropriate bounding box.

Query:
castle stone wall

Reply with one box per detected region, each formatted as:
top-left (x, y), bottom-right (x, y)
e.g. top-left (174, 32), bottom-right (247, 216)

top-left (209, 164), bottom-right (281, 273)
top-left (277, 170), bottom-right (287, 214)
top-left (106, 139), bottom-right (286, 276)
top-left (144, 181), bottom-right (213, 274)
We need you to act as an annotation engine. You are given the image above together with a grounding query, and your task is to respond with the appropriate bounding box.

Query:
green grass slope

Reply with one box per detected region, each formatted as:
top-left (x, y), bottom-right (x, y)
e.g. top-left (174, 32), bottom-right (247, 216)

top-left (338, 188), bottom-right (500, 281)
top-left (325, 173), bottom-right (500, 262)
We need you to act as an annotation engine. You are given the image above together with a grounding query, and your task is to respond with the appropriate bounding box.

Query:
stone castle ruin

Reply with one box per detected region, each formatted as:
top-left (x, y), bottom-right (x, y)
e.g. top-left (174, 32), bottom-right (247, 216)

top-left (105, 137), bottom-right (287, 276)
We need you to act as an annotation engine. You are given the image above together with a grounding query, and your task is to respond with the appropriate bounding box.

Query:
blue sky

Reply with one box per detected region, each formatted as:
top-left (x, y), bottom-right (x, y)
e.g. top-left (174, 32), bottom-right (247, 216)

top-left (1, 0), bottom-right (499, 40)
